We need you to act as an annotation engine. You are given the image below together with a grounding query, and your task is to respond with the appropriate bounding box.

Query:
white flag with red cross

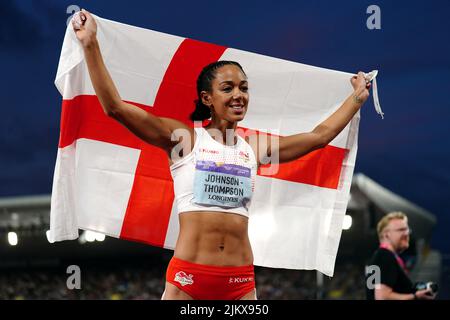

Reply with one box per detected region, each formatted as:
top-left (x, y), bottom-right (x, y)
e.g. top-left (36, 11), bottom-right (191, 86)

top-left (50, 14), bottom-right (360, 276)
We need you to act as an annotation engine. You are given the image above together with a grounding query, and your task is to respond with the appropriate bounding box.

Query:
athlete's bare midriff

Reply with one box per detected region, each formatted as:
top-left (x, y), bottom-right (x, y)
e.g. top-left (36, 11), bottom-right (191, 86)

top-left (173, 211), bottom-right (254, 267)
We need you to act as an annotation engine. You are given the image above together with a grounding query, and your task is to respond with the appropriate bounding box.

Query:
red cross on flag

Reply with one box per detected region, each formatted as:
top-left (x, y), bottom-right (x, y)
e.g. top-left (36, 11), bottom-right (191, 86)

top-left (49, 14), bottom-right (360, 276)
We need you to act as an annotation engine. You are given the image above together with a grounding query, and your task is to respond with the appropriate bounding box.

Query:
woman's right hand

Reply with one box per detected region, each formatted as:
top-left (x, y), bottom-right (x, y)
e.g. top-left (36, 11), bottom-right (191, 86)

top-left (72, 9), bottom-right (97, 47)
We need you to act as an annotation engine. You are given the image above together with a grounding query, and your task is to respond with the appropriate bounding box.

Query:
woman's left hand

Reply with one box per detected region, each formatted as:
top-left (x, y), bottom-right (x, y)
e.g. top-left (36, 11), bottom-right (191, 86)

top-left (350, 71), bottom-right (371, 104)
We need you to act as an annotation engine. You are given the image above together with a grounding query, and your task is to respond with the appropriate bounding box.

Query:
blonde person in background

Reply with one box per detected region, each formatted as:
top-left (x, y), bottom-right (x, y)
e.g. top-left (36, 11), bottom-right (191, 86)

top-left (366, 212), bottom-right (437, 300)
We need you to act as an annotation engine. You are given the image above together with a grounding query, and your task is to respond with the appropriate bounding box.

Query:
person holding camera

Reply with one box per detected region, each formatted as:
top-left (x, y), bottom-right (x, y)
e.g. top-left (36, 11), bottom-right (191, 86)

top-left (366, 212), bottom-right (437, 300)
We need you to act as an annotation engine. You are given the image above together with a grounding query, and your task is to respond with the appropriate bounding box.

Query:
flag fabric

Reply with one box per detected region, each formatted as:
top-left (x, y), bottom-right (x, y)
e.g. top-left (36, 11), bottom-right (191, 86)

top-left (50, 14), bottom-right (361, 276)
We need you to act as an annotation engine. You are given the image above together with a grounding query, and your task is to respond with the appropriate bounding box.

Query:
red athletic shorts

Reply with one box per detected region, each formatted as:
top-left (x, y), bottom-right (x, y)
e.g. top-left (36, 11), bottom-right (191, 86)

top-left (165, 256), bottom-right (256, 300)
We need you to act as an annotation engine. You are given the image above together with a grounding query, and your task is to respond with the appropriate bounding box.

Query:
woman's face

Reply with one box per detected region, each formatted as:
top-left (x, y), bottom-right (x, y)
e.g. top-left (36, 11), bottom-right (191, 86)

top-left (201, 65), bottom-right (249, 123)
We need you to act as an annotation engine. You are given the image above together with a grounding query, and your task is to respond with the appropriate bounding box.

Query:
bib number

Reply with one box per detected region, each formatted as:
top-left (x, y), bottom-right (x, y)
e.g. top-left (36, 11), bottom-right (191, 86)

top-left (193, 160), bottom-right (252, 208)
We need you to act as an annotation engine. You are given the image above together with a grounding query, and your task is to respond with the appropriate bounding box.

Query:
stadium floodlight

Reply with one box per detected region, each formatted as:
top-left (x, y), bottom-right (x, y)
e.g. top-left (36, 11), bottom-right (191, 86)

top-left (94, 232), bottom-right (106, 242)
top-left (85, 231), bottom-right (96, 242)
top-left (78, 231), bottom-right (106, 243)
top-left (342, 215), bottom-right (353, 230)
top-left (8, 232), bottom-right (18, 246)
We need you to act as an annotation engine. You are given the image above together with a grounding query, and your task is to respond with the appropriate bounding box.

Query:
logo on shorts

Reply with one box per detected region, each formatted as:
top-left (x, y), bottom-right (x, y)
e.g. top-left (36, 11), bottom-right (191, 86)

top-left (229, 276), bottom-right (254, 284)
top-left (174, 271), bottom-right (194, 286)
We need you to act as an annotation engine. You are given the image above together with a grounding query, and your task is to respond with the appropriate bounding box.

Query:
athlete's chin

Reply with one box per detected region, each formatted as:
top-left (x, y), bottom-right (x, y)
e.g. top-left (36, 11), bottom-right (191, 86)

top-left (227, 111), bottom-right (247, 122)
top-left (223, 115), bottom-right (245, 123)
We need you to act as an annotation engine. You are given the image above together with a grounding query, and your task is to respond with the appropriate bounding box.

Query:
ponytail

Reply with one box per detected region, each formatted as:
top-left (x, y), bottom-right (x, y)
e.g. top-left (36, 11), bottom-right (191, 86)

top-left (190, 99), bottom-right (211, 121)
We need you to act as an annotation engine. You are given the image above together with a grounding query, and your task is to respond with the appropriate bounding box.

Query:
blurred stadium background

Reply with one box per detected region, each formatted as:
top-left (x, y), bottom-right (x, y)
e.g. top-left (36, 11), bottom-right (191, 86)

top-left (0, 173), bottom-right (447, 300)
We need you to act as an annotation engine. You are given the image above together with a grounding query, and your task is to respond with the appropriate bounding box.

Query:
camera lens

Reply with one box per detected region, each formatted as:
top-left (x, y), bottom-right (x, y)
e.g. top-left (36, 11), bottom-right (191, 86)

top-left (415, 281), bottom-right (438, 294)
top-left (427, 282), bottom-right (438, 294)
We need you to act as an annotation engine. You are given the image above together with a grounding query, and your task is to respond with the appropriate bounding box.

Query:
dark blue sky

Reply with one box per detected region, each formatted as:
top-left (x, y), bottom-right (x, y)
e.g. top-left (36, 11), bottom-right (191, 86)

top-left (1, 1), bottom-right (449, 252)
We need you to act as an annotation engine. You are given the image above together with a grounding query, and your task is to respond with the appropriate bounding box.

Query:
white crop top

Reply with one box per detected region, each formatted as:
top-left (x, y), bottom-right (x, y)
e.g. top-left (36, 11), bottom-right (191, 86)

top-left (170, 127), bottom-right (257, 218)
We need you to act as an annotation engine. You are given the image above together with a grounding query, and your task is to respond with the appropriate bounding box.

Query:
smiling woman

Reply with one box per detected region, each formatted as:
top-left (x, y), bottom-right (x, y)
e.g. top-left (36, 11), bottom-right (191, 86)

top-left (191, 61), bottom-right (249, 126)
top-left (71, 8), bottom-right (371, 300)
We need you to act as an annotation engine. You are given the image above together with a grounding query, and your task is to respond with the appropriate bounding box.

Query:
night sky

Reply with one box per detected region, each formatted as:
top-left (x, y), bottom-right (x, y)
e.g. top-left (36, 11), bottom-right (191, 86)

top-left (1, 1), bottom-right (449, 253)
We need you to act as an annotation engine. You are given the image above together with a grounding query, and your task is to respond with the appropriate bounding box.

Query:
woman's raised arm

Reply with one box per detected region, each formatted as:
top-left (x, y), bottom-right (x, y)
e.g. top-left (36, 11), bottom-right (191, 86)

top-left (71, 10), bottom-right (193, 153)
top-left (271, 72), bottom-right (371, 163)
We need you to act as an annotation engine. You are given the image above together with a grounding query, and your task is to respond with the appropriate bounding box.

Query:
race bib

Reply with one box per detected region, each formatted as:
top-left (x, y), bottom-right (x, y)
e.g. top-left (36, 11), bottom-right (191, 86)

top-left (193, 160), bottom-right (252, 208)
